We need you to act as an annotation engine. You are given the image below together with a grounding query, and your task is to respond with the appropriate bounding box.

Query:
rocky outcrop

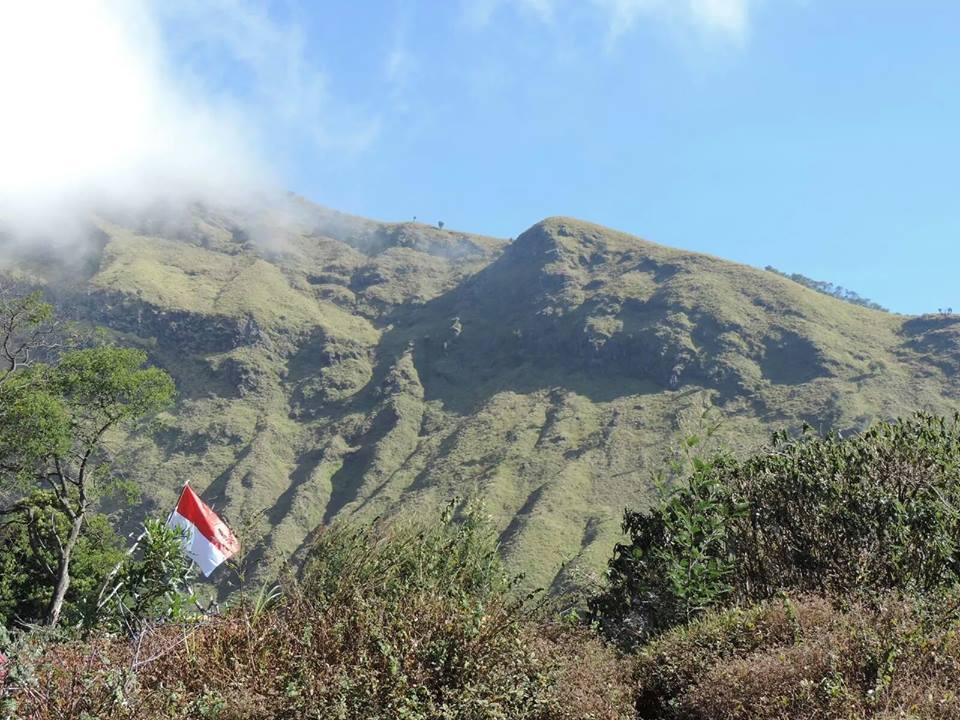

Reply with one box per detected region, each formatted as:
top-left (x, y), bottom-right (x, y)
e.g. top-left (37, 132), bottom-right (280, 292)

top-left (70, 289), bottom-right (267, 354)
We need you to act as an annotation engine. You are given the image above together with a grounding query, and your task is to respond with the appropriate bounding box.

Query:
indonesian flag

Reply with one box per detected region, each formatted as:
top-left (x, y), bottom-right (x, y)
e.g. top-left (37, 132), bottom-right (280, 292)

top-left (166, 485), bottom-right (240, 576)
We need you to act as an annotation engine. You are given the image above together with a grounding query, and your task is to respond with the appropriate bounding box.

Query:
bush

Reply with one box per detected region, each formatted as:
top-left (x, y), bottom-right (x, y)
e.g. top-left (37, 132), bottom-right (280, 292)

top-left (95, 518), bottom-right (196, 633)
top-left (633, 593), bottom-right (960, 720)
top-left (632, 597), bottom-right (809, 718)
top-left (300, 500), bottom-right (511, 605)
top-left (592, 413), bottom-right (960, 645)
top-left (3, 504), bottom-right (634, 719)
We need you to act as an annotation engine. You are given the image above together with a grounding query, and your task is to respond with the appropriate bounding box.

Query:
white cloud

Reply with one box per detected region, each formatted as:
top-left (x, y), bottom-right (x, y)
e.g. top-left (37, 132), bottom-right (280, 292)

top-left (466, 0), bottom-right (756, 40)
top-left (593, 0), bottom-right (754, 42)
top-left (690, 0), bottom-right (752, 36)
top-left (0, 0), bottom-right (375, 242)
top-left (0, 1), bottom-right (249, 237)
top-left (157, 1), bottom-right (379, 154)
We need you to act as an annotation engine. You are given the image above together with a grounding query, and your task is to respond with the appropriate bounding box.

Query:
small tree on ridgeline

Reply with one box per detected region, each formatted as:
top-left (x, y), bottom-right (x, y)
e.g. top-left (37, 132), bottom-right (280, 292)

top-left (0, 291), bottom-right (176, 627)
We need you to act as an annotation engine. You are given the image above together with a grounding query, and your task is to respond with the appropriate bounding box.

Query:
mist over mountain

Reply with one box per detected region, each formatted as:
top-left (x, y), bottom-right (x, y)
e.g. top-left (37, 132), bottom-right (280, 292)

top-left (2, 196), bottom-right (957, 590)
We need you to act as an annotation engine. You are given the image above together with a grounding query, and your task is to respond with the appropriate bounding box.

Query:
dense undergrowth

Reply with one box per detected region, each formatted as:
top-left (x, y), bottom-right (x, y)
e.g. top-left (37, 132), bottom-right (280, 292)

top-left (1, 505), bottom-right (633, 719)
top-left (8, 414), bottom-right (960, 718)
top-left (592, 412), bottom-right (960, 644)
top-left (602, 412), bottom-right (960, 719)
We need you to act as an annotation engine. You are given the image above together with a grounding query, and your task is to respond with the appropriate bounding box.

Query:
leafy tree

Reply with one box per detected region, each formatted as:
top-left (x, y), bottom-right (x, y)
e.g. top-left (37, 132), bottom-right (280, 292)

top-left (0, 493), bottom-right (195, 632)
top-left (764, 265), bottom-right (888, 312)
top-left (0, 295), bottom-right (176, 626)
top-left (589, 450), bottom-right (745, 644)
top-left (0, 491), bottom-right (124, 628)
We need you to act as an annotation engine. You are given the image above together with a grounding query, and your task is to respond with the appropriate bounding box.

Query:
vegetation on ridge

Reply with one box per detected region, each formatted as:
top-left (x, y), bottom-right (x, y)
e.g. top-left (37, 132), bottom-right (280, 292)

top-left (764, 265), bottom-right (889, 312)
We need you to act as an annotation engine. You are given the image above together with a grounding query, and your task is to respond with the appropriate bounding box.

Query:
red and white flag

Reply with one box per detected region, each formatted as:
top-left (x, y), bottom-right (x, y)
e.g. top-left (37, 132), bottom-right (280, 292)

top-left (166, 484), bottom-right (240, 577)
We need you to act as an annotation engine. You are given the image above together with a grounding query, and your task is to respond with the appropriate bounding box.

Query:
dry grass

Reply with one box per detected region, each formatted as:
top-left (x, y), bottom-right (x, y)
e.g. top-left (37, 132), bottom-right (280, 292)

top-left (3, 505), bottom-right (633, 719)
top-left (635, 593), bottom-right (960, 720)
top-left (3, 593), bottom-right (632, 720)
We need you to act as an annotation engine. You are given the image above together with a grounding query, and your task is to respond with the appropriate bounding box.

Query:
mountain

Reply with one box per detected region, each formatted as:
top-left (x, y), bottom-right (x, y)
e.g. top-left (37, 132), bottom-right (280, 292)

top-left (3, 198), bottom-right (959, 591)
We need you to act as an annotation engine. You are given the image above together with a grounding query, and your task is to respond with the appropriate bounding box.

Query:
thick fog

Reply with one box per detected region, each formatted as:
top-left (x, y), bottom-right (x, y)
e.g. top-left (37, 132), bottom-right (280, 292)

top-left (0, 1), bottom-right (282, 246)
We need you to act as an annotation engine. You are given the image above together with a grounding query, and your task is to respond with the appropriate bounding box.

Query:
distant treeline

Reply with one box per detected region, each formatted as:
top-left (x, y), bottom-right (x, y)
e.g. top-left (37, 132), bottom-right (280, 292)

top-left (765, 265), bottom-right (888, 312)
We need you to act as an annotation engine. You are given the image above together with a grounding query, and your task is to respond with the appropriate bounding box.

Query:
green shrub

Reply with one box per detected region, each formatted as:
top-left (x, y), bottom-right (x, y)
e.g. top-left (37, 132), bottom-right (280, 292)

top-left (592, 413), bottom-right (960, 645)
top-left (94, 518), bottom-right (196, 633)
top-left (300, 500), bottom-right (512, 605)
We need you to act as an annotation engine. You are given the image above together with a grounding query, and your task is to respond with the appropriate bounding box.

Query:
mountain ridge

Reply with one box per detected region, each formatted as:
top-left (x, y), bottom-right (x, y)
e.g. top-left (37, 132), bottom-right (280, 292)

top-left (1, 198), bottom-right (957, 591)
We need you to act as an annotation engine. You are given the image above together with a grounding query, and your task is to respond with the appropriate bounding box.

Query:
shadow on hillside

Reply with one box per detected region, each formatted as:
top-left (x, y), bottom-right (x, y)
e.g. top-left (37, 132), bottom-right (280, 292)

top-left (370, 317), bottom-right (666, 415)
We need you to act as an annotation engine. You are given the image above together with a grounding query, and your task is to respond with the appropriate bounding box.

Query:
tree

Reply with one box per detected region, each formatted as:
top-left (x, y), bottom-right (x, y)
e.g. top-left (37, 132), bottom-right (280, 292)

top-left (0, 287), bottom-right (57, 524)
top-left (588, 452), bottom-right (744, 645)
top-left (764, 266), bottom-right (888, 312)
top-left (0, 491), bottom-right (125, 627)
top-left (0, 344), bottom-right (175, 626)
top-left (0, 288), bottom-right (57, 388)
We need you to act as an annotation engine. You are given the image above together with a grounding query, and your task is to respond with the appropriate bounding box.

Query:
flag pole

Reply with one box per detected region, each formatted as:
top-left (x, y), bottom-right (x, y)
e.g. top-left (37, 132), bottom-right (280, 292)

top-left (167, 480), bottom-right (190, 524)
top-left (94, 528), bottom-right (147, 612)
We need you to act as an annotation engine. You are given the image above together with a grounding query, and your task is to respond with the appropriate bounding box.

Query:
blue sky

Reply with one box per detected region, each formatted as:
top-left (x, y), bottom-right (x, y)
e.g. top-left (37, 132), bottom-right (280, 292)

top-left (220, 0), bottom-right (955, 316)
top-left (3, 2), bottom-right (959, 314)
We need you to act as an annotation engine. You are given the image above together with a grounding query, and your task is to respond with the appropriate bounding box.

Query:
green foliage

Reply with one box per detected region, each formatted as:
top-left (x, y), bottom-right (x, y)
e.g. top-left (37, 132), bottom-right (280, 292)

top-left (55, 347), bottom-right (177, 427)
top-left (0, 379), bottom-right (71, 484)
top-left (0, 289), bottom-right (53, 329)
top-left (0, 346), bottom-right (176, 499)
top-left (654, 460), bottom-right (745, 625)
top-left (592, 413), bottom-right (960, 646)
top-left (0, 288), bottom-right (55, 387)
top-left (300, 499), bottom-right (513, 605)
top-left (0, 291), bottom-right (177, 626)
top-left (0, 494), bottom-right (194, 632)
top-left (589, 447), bottom-right (744, 643)
top-left (96, 519), bottom-right (196, 632)
top-left (726, 414), bottom-right (960, 601)
top-left (0, 492), bottom-right (124, 628)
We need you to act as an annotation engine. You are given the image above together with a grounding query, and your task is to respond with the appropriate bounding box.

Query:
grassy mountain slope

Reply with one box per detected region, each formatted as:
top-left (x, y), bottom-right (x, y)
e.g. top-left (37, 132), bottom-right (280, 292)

top-left (3, 201), bottom-right (959, 591)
